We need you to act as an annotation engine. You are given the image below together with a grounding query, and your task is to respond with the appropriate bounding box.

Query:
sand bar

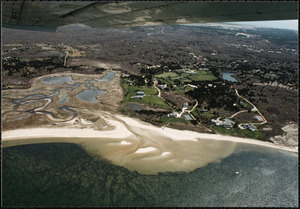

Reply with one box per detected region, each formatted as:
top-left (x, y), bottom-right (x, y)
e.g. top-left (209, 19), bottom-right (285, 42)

top-left (2, 113), bottom-right (297, 174)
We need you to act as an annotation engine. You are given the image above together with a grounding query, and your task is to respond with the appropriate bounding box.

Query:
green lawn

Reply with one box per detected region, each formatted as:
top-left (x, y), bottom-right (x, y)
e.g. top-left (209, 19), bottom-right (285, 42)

top-left (121, 81), bottom-right (171, 108)
top-left (193, 109), bottom-right (215, 119)
top-left (161, 115), bottom-right (188, 125)
top-left (188, 71), bottom-right (218, 81)
top-left (180, 78), bottom-right (192, 83)
top-left (239, 129), bottom-right (265, 139)
top-left (211, 124), bottom-right (265, 139)
top-left (211, 125), bottom-right (240, 136)
top-left (127, 86), bottom-right (158, 95)
top-left (156, 72), bottom-right (180, 79)
top-left (155, 77), bottom-right (174, 86)
top-left (173, 87), bottom-right (186, 93)
top-left (141, 96), bottom-right (171, 108)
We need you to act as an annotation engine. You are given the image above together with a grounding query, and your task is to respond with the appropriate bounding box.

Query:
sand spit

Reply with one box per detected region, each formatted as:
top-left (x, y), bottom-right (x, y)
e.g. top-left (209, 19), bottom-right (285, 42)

top-left (2, 113), bottom-right (298, 175)
top-left (270, 123), bottom-right (298, 147)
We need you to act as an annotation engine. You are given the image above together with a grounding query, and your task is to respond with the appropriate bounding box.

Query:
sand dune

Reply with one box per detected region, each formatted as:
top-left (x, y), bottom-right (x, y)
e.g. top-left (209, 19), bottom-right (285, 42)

top-left (2, 113), bottom-right (297, 175)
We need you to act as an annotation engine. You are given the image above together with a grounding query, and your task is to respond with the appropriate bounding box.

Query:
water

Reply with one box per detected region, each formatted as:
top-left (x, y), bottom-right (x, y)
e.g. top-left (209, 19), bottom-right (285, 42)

top-left (94, 72), bottom-right (115, 82)
top-left (124, 103), bottom-right (144, 111)
top-left (42, 76), bottom-right (73, 84)
top-left (77, 88), bottom-right (107, 102)
top-left (12, 93), bottom-right (49, 104)
top-left (57, 93), bottom-right (69, 104)
top-left (2, 143), bottom-right (298, 207)
top-left (222, 73), bottom-right (237, 82)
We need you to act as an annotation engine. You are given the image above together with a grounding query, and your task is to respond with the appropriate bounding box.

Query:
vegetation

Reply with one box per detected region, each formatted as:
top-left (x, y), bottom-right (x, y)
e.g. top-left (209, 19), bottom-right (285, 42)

top-left (121, 79), bottom-right (171, 108)
top-left (211, 124), bottom-right (265, 140)
top-left (156, 72), bottom-right (180, 79)
top-left (239, 129), bottom-right (265, 140)
top-left (187, 71), bottom-right (217, 81)
top-left (161, 115), bottom-right (188, 125)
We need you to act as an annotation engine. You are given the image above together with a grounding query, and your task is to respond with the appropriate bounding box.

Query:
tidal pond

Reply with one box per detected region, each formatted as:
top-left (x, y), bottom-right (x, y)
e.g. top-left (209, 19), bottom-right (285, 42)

top-left (77, 88), bottom-right (107, 103)
top-left (94, 72), bottom-right (115, 82)
top-left (42, 76), bottom-right (73, 84)
top-left (222, 73), bottom-right (237, 82)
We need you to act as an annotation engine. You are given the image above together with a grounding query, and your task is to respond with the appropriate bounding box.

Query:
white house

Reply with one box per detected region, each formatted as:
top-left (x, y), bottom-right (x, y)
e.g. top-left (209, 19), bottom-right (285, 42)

top-left (136, 91), bottom-right (145, 96)
top-left (168, 112), bottom-right (179, 118)
top-left (158, 84), bottom-right (167, 89)
top-left (183, 102), bottom-right (188, 109)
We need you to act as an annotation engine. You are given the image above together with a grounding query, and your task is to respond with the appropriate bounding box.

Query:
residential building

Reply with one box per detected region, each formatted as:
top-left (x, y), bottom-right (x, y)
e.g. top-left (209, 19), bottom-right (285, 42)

top-left (187, 84), bottom-right (197, 88)
top-left (136, 91), bottom-right (145, 96)
top-left (183, 102), bottom-right (188, 109)
top-left (158, 84), bottom-right (167, 89)
top-left (242, 123), bottom-right (258, 131)
top-left (254, 115), bottom-right (264, 122)
top-left (211, 118), bottom-right (235, 129)
top-left (131, 95), bottom-right (143, 99)
top-left (168, 112), bottom-right (179, 118)
top-left (183, 114), bottom-right (193, 121)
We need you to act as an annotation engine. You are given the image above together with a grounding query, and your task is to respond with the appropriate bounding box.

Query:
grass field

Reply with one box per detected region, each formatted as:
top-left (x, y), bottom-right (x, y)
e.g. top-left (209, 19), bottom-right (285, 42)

top-left (211, 124), bottom-right (265, 139)
top-left (141, 96), bottom-right (171, 108)
top-left (188, 71), bottom-right (218, 81)
top-left (122, 82), bottom-right (171, 108)
top-left (239, 128), bottom-right (265, 139)
top-left (156, 70), bottom-right (217, 83)
top-left (192, 109), bottom-right (215, 119)
top-left (156, 72), bottom-right (180, 79)
top-left (211, 125), bottom-right (240, 136)
top-left (161, 115), bottom-right (188, 125)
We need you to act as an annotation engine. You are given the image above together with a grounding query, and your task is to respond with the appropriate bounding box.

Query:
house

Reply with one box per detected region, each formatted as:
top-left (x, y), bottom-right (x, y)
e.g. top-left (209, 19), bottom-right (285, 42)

top-left (211, 118), bottom-right (235, 129)
top-left (158, 84), bottom-right (167, 89)
top-left (242, 123), bottom-right (257, 131)
top-left (223, 118), bottom-right (235, 128)
top-left (183, 114), bottom-right (193, 121)
top-left (254, 115), bottom-right (264, 122)
top-left (224, 118), bottom-right (235, 125)
top-left (187, 84), bottom-right (197, 88)
top-left (131, 95), bottom-right (143, 99)
top-left (208, 84), bottom-right (213, 87)
top-left (168, 112), bottom-right (179, 118)
top-left (136, 91), bottom-right (145, 96)
top-left (211, 119), bottom-right (222, 126)
top-left (190, 72), bottom-right (197, 75)
top-left (179, 85), bottom-right (185, 90)
top-left (183, 102), bottom-right (188, 109)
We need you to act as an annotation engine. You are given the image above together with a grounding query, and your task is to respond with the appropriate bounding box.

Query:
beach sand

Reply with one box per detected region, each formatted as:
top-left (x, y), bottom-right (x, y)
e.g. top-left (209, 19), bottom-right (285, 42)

top-left (2, 113), bottom-right (298, 175)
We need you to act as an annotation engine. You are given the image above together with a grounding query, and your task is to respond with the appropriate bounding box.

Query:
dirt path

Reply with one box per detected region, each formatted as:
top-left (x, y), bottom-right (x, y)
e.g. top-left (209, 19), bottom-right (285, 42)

top-left (235, 89), bottom-right (267, 125)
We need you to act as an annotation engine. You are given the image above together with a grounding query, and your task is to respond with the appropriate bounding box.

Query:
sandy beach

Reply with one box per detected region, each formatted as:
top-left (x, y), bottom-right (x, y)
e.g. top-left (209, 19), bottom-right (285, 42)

top-left (2, 113), bottom-right (298, 174)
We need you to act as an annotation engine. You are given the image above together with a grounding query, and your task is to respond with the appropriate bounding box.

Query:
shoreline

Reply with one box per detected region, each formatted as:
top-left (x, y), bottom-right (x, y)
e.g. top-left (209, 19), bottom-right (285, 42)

top-left (3, 114), bottom-right (298, 153)
top-left (2, 113), bottom-right (297, 174)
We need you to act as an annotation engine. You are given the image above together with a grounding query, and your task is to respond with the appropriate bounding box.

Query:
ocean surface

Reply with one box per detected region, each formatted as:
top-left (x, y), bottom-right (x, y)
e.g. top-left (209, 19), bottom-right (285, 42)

top-left (2, 142), bottom-right (298, 207)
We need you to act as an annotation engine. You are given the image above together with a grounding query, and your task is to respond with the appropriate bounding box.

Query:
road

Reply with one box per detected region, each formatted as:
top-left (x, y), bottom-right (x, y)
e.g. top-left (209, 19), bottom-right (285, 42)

top-left (235, 89), bottom-right (267, 125)
top-left (229, 110), bottom-right (248, 119)
top-left (179, 100), bottom-right (198, 118)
